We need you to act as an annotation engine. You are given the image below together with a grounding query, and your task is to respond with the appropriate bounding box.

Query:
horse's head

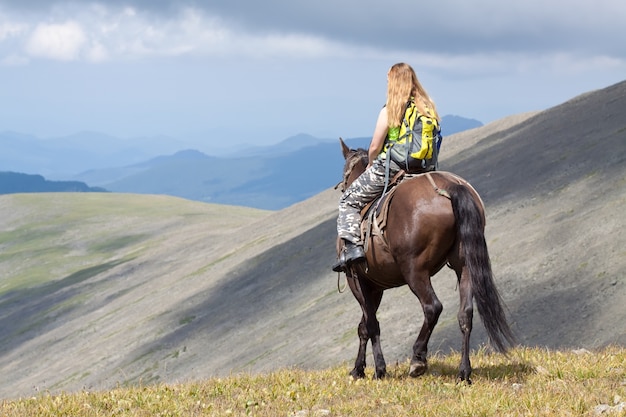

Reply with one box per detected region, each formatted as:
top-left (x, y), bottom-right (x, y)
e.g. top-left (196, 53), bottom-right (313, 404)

top-left (338, 138), bottom-right (368, 192)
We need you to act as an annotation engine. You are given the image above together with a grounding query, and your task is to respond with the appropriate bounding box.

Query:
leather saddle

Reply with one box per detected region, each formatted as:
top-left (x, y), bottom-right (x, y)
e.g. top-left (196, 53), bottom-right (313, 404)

top-left (359, 170), bottom-right (413, 250)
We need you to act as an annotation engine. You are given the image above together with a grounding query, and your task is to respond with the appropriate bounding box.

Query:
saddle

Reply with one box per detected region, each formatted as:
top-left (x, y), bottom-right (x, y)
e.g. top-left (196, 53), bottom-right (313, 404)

top-left (359, 170), bottom-right (411, 251)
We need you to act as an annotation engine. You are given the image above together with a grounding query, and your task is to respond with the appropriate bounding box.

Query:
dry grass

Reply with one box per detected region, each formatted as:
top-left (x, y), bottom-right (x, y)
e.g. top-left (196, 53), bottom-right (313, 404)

top-left (2, 346), bottom-right (625, 416)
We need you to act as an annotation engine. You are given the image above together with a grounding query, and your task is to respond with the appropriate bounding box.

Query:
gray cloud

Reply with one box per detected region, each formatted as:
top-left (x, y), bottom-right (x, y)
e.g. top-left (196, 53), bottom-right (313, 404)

top-left (3, 0), bottom-right (625, 58)
top-left (205, 0), bottom-right (626, 58)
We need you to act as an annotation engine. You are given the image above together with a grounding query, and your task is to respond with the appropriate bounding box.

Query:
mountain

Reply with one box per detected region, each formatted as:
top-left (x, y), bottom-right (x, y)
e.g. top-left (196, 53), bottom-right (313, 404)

top-left (441, 114), bottom-right (483, 135)
top-left (0, 80), bottom-right (624, 399)
top-left (74, 137), bottom-right (369, 210)
top-left (0, 171), bottom-right (106, 194)
top-left (2, 116), bottom-right (481, 210)
top-left (0, 131), bottom-right (187, 178)
top-left (221, 133), bottom-right (332, 157)
top-left (70, 123), bottom-right (479, 211)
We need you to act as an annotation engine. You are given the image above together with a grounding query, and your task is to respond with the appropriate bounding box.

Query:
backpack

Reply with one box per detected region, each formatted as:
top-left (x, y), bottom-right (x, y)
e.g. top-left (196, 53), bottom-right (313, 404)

top-left (387, 101), bottom-right (442, 173)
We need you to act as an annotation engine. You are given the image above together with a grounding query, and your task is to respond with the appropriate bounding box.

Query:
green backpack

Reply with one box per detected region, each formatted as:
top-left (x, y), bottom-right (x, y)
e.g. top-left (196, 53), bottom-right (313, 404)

top-left (388, 101), bottom-right (442, 173)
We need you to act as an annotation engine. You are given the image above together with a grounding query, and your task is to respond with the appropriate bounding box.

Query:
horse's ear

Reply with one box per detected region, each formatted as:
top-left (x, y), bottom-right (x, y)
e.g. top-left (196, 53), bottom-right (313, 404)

top-left (339, 137), bottom-right (351, 159)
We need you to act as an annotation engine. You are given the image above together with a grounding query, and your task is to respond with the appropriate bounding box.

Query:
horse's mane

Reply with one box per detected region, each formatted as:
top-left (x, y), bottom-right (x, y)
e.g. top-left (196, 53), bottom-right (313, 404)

top-left (341, 148), bottom-right (368, 191)
top-left (354, 147), bottom-right (368, 158)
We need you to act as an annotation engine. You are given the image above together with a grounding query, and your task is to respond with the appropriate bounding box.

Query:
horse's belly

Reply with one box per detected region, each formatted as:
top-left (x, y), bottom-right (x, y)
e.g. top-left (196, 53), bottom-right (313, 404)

top-left (361, 263), bottom-right (406, 289)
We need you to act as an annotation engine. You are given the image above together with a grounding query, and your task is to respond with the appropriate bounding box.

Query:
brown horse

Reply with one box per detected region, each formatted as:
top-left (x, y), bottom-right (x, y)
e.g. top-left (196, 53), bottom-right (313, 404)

top-left (337, 139), bottom-right (514, 383)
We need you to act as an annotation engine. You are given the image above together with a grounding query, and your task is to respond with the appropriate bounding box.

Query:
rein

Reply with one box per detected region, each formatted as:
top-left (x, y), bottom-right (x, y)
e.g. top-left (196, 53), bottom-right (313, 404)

top-left (337, 272), bottom-right (347, 292)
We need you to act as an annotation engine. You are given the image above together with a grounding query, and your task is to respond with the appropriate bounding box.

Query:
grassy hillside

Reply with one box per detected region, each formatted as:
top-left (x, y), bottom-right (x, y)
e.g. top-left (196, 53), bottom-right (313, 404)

top-left (0, 193), bottom-right (274, 398)
top-left (1, 346), bottom-right (624, 416)
top-left (439, 81), bottom-right (626, 348)
top-left (0, 80), bottom-right (624, 401)
top-left (0, 189), bottom-right (342, 399)
top-left (0, 193), bottom-right (268, 289)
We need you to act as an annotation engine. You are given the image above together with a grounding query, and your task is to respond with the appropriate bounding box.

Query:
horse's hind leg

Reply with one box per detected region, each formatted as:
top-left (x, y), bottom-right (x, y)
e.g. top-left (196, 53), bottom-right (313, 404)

top-left (347, 275), bottom-right (385, 379)
top-left (456, 265), bottom-right (474, 383)
top-left (368, 288), bottom-right (386, 379)
top-left (406, 273), bottom-right (443, 378)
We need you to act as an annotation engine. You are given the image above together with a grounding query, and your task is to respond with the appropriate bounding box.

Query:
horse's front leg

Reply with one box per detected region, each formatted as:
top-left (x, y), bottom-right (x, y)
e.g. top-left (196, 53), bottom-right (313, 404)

top-left (457, 268), bottom-right (473, 383)
top-left (369, 313), bottom-right (386, 379)
top-left (350, 317), bottom-right (368, 379)
top-left (355, 294), bottom-right (386, 379)
top-left (362, 283), bottom-right (385, 379)
top-left (347, 275), bottom-right (385, 379)
top-left (347, 273), bottom-right (368, 378)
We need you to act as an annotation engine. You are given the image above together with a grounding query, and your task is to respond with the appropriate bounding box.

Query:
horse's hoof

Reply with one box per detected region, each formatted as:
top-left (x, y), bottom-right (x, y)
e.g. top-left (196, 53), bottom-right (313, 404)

top-left (457, 368), bottom-right (472, 384)
top-left (374, 369), bottom-right (386, 380)
top-left (350, 369), bottom-right (365, 379)
top-left (409, 361), bottom-right (427, 378)
top-left (457, 376), bottom-right (472, 385)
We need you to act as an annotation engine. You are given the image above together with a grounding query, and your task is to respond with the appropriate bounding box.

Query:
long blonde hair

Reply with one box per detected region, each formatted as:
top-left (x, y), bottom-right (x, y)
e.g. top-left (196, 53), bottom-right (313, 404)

top-left (386, 63), bottom-right (439, 128)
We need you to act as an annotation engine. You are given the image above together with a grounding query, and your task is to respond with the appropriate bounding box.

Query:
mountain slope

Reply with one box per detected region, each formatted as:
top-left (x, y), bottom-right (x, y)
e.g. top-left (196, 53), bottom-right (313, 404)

top-left (0, 80), bottom-right (624, 399)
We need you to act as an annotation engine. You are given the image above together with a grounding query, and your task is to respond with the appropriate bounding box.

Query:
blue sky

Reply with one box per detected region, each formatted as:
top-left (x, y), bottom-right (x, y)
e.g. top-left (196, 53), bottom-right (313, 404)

top-left (1, 0), bottom-right (625, 151)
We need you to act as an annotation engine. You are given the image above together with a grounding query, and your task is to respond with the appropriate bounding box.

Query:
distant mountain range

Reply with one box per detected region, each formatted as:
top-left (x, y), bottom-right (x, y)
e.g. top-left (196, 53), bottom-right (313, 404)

top-left (1, 114), bottom-right (482, 209)
top-left (0, 172), bottom-right (106, 194)
top-left (0, 131), bottom-right (187, 178)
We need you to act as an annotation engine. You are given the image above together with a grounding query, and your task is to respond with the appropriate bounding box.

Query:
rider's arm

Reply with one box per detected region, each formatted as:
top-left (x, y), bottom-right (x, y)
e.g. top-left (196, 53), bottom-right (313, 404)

top-left (367, 107), bottom-right (389, 167)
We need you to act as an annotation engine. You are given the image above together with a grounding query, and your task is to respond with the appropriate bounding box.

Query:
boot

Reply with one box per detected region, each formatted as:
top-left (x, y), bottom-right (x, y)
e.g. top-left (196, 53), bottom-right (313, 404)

top-left (332, 240), bottom-right (366, 272)
top-left (331, 251), bottom-right (346, 272)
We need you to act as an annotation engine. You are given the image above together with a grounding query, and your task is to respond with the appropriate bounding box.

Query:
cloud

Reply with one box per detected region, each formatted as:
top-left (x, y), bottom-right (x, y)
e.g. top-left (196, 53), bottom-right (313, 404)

top-left (113, 0), bottom-right (626, 57)
top-left (2, 0), bottom-right (626, 68)
top-left (2, 4), bottom-right (363, 63)
top-left (0, 21), bottom-right (24, 41)
top-left (86, 40), bottom-right (108, 62)
top-left (26, 21), bottom-right (87, 61)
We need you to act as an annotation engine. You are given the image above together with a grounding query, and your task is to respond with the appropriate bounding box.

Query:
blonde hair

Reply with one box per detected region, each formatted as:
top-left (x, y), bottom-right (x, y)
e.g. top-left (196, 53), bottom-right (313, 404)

top-left (385, 63), bottom-right (439, 128)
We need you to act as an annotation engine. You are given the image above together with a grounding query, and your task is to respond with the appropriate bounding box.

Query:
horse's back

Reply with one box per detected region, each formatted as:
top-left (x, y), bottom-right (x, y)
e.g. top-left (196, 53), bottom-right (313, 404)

top-left (363, 172), bottom-right (461, 286)
top-left (390, 172), bottom-right (458, 250)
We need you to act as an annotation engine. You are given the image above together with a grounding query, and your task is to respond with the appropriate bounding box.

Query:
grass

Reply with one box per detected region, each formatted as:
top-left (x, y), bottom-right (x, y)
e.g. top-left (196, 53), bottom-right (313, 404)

top-left (0, 192), bottom-right (268, 294)
top-left (1, 346), bottom-right (624, 416)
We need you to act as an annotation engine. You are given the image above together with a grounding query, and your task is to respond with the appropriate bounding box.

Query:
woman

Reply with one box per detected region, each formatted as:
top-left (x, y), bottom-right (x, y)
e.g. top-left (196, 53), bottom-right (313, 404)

top-left (332, 62), bottom-right (440, 272)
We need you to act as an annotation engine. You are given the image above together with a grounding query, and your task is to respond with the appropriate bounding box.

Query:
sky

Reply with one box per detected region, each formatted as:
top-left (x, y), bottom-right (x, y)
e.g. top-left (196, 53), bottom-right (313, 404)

top-left (1, 0), bottom-right (625, 151)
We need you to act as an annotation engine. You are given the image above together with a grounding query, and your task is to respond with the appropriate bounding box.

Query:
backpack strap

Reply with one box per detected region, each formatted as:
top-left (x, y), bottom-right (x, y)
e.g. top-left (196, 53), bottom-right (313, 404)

top-left (399, 102), bottom-right (416, 171)
top-left (380, 151), bottom-right (394, 203)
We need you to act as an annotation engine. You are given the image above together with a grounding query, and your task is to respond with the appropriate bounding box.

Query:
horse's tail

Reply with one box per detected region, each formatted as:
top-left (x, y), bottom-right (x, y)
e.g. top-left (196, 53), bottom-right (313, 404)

top-left (449, 183), bottom-right (515, 353)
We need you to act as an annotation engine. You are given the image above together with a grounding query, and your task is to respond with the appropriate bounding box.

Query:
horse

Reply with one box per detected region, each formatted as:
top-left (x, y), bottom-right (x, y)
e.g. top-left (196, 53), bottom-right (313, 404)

top-left (336, 138), bottom-right (514, 383)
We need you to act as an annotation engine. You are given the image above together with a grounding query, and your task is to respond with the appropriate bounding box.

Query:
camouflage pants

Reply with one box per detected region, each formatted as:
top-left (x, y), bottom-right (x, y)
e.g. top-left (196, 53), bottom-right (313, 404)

top-left (337, 158), bottom-right (400, 245)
